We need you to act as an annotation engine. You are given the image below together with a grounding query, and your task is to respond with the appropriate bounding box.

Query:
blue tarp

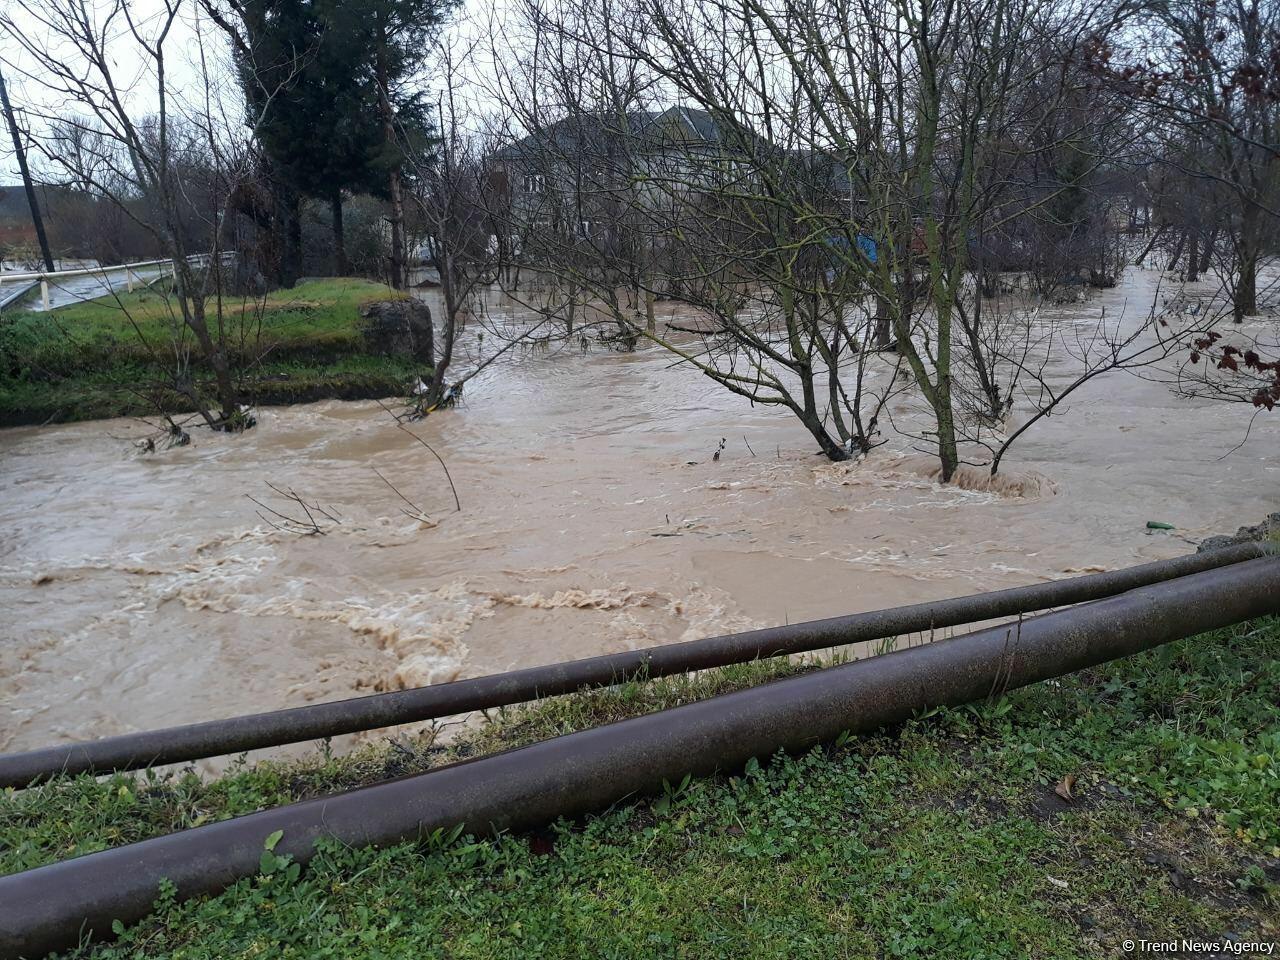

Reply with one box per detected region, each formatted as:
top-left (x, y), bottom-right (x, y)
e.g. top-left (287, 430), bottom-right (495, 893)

top-left (824, 233), bottom-right (878, 265)
top-left (855, 234), bottom-right (877, 264)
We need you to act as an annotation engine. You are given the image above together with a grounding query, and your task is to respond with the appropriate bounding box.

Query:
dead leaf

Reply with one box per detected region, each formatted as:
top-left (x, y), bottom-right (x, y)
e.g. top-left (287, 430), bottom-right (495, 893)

top-left (1055, 773), bottom-right (1077, 802)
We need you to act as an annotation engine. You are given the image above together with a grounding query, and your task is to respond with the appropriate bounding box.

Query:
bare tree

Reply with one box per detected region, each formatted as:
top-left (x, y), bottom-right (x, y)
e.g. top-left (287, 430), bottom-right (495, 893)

top-left (402, 48), bottom-right (508, 410)
top-left (484, 0), bottom-right (1160, 479)
top-left (1092, 0), bottom-right (1280, 322)
top-left (0, 61), bottom-right (55, 271)
top-left (975, 296), bottom-right (1197, 475)
top-left (1, 0), bottom-right (266, 429)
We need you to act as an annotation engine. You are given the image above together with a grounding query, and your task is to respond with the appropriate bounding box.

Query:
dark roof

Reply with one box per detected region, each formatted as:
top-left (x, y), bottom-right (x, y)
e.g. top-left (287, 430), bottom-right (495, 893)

top-left (493, 107), bottom-right (733, 162)
top-left (491, 111), bottom-right (862, 200)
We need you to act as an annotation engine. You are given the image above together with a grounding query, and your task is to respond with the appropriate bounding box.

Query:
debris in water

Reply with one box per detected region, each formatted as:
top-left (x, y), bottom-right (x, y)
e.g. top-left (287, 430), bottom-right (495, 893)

top-left (247, 482), bottom-right (342, 536)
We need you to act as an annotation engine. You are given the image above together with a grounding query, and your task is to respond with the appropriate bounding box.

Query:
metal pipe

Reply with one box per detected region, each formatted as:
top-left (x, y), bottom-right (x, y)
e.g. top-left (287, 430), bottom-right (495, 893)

top-left (3, 557), bottom-right (1278, 959)
top-left (0, 541), bottom-right (1267, 790)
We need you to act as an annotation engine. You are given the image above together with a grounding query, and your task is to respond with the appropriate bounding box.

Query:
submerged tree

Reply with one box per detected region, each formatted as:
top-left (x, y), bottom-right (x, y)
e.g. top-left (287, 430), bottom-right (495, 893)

top-left (1092, 0), bottom-right (1280, 322)
top-left (489, 0), bottom-right (1157, 478)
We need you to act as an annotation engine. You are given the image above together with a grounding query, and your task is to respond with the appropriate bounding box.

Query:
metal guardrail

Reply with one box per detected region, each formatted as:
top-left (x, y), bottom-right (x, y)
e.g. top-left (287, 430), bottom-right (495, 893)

top-left (2, 555), bottom-right (1278, 958)
top-left (0, 278), bottom-right (37, 311)
top-left (0, 252), bottom-right (235, 313)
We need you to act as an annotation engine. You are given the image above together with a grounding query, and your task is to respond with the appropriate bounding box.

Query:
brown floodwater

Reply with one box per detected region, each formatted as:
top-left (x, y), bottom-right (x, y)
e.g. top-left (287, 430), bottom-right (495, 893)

top-left (1, 264), bottom-right (1276, 767)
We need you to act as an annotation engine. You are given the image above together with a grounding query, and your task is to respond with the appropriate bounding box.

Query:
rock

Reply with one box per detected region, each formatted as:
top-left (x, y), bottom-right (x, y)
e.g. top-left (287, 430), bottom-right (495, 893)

top-left (360, 297), bottom-right (434, 364)
top-left (1198, 534), bottom-right (1240, 553)
top-left (1197, 512), bottom-right (1280, 553)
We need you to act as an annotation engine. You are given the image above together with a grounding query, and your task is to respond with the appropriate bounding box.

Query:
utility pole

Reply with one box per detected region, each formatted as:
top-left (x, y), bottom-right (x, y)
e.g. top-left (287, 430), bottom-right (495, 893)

top-left (0, 62), bottom-right (55, 272)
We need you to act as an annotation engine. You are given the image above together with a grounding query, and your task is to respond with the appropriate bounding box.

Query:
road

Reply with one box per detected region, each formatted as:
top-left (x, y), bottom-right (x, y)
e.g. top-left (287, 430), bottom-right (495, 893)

top-left (0, 254), bottom-right (232, 313)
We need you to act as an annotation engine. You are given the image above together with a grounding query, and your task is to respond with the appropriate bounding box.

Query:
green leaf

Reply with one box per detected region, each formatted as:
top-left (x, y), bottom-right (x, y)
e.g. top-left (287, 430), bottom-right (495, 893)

top-left (264, 829), bottom-right (284, 852)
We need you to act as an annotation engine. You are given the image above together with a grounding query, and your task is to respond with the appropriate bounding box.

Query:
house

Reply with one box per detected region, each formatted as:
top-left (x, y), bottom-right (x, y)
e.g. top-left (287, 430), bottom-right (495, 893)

top-left (488, 107), bottom-right (861, 260)
top-left (488, 107), bottom-right (765, 238)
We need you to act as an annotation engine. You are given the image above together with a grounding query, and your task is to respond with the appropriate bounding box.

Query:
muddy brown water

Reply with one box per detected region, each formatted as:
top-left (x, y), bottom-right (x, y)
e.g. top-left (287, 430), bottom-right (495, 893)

top-left (1, 265), bottom-right (1276, 769)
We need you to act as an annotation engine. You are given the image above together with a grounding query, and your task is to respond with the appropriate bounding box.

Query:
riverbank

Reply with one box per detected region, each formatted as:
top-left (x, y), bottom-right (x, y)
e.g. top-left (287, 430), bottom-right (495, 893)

top-left (0, 278), bottom-right (418, 425)
top-left (3, 617), bottom-right (1277, 958)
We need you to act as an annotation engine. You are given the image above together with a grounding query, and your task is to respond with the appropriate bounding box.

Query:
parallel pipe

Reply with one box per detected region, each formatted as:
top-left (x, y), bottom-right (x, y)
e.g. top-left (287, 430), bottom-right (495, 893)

top-left (3, 556), bottom-right (1279, 959)
top-left (0, 541), bottom-right (1267, 790)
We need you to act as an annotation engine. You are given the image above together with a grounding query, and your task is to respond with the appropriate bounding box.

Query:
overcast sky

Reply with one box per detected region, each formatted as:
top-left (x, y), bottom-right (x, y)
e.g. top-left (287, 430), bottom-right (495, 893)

top-left (0, 0), bottom-right (500, 183)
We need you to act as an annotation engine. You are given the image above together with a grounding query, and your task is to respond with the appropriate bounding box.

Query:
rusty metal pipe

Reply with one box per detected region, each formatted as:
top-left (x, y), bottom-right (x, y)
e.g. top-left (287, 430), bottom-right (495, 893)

top-left (0, 541), bottom-right (1267, 791)
top-left (3, 556), bottom-right (1278, 959)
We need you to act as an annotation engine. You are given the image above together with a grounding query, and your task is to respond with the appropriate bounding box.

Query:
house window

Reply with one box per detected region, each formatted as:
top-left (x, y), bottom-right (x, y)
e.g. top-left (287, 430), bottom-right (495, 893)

top-left (577, 220), bottom-right (594, 239)
top-left (523, 174), bottom-right (546, 195)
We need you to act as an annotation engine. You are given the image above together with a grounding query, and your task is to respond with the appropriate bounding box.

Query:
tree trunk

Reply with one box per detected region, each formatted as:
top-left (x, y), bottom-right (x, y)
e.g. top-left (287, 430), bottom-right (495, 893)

top-left (960, 297), bottom-right (1001, 421)
top-left (172, 273), bottom-right (240, 427)
top-left (1198, 229), bottom-right (1215, 276)
top-left (375, 37), bottom-right (406, 291)
top-left (1235, 254), bottom-right (1257, 324)
top-left (271, 184), bottom-right (302, 288)
top-left (874, 291), bottom-right (893, 349)
top-left (631, 280), bottom-right (642, 326)
top-left (0, 65), bottom-right (54, 272)
top-left (798, 366), bottom-right (848, 462)
top-left (935, 392), bottom-right (959, 482)
top-left (1234, 204), bottom-right (1261, 324)
top-left (285, 198), bottom-right (302, 289)
top-left (1167, 230), bottom-right (1186, 276)
top-left (804, 413), bottom-right (850, 461)
top-left (1134, 225), bottom-right (1167, 267)
top-left (566, 290), bottom-right (576, 334)
top-left (197, 301), bottom-right (239, 425)
top-left (386, 168), bottom-right (407, 290)
top-left (1185, 233), bottom-right (1199, 283)
top-left (935, 294), bottom-right (959, 483)
top-left (331, 192), bottom-right (348, 276)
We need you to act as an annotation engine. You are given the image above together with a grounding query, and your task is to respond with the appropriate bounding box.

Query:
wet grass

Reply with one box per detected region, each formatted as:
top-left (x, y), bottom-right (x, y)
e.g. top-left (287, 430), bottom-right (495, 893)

top-left (2, 619), bottom-right (1278, 958)
top-left (0, 278), bottom-right (417, 425)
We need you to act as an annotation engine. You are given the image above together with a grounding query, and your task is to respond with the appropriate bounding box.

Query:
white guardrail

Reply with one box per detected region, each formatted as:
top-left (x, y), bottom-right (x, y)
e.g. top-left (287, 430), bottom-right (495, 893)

top-left (0, 252), bottom-right (235, 313)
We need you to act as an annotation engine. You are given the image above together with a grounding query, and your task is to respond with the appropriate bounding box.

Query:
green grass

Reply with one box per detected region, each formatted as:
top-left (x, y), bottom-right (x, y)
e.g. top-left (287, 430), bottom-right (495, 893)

top-left (0, 278), bottom-right (418, 424)
top-left (3, 620), bottom-right (1278, 958)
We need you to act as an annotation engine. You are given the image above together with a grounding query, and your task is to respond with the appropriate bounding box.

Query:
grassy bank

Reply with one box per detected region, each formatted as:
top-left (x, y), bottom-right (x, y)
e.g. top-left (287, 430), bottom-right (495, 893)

top-left (0, 278), bottom-right (419, 425)
top-left (3, 620), bottom-right (1278, 958)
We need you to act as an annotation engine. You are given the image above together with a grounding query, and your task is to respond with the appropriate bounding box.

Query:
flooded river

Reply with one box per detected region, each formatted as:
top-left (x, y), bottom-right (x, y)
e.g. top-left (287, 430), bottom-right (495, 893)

top-left (1, 264), bottom-right (1276, 765)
